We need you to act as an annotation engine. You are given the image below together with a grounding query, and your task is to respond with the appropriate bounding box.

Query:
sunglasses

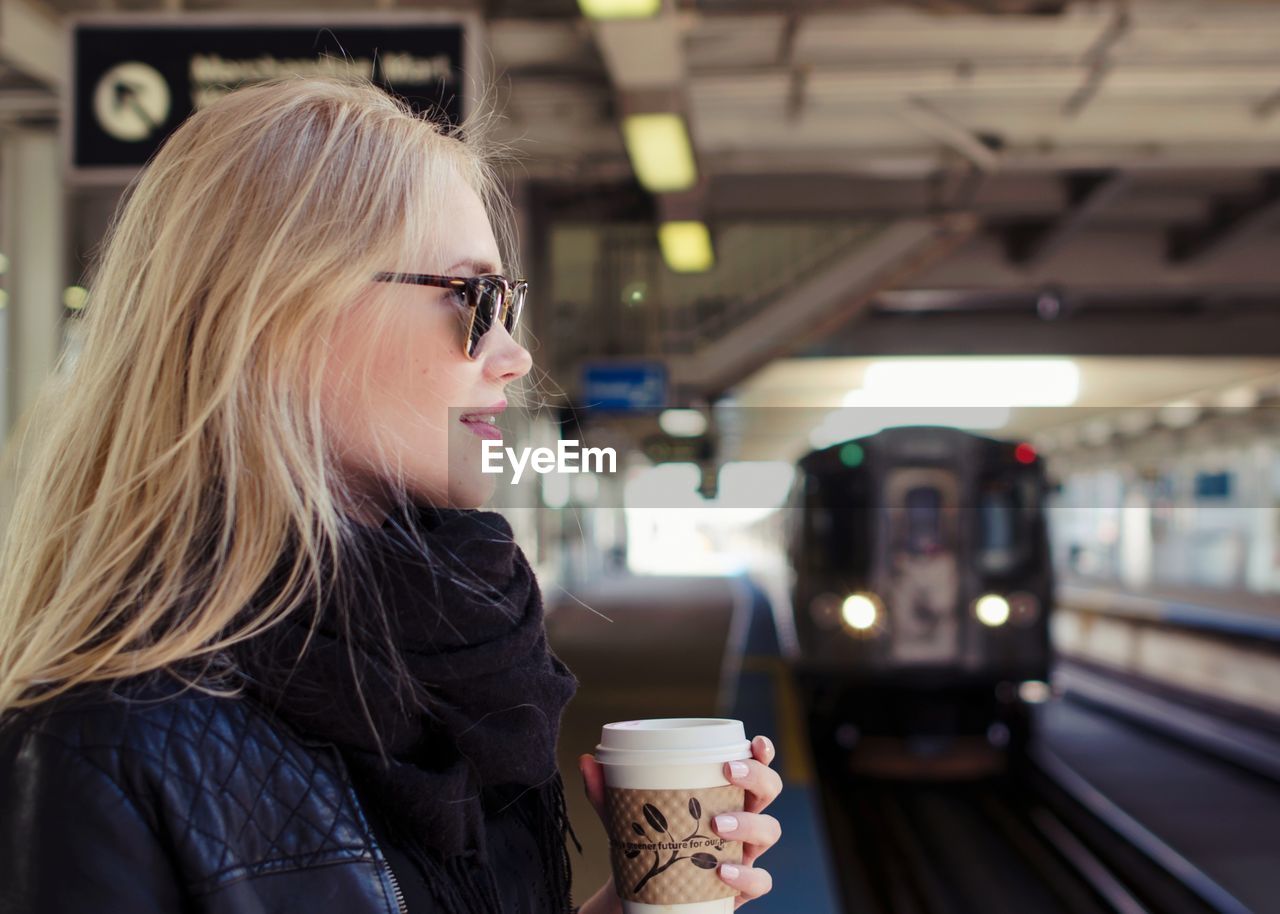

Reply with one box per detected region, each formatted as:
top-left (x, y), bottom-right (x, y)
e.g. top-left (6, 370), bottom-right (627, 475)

top-left (372, 272), bottom-right (528, 359)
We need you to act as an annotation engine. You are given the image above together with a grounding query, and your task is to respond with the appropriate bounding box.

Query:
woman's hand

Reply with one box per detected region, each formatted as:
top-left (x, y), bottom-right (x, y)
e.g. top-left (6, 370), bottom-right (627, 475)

top-left (574, 875), bottom-right (622, 914)
top-left (577, 734), bottom-right (783, 910)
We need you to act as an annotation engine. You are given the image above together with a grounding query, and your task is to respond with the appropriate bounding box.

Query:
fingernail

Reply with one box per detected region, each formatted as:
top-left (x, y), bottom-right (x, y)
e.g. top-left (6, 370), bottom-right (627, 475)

top-left (713, 814), bottom-right (739, 833)
top-left (720, 863), bottom-right (740, 880)
top-left (728, 761), bottom-right (749, 780)
top-left (764, 736), bottom-right (775, 758)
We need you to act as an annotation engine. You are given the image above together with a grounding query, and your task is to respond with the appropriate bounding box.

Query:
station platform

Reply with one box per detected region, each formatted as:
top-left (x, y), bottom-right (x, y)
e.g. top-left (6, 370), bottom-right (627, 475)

top-left (1060, 578), bottom-right (1280, 643)
top-left (1056, 579), bottom-right (1280, 720)
top-left (547, 573), bottom-right (843, 914)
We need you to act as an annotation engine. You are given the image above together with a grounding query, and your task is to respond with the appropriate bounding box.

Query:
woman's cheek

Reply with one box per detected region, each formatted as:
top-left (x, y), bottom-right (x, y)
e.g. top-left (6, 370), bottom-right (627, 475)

top-left (445, 417), bottom-right (498, 508)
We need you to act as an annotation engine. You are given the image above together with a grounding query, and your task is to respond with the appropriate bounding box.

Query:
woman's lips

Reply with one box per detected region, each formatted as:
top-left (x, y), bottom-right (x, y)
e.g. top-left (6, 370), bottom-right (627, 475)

top-left (461, 417), bottom-right (503, 440)
top-left (459, 403), bottom-right (505, 440)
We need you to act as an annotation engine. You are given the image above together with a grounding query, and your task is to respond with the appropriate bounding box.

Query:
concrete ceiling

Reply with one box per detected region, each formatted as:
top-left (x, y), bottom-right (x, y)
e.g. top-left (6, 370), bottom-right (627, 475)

top-left (5, 0), bottom-right (1280, 400)
top-left (496, 1), bottom-right (1280, 174)
top-left (14, 1), bottom-right (1280, 178)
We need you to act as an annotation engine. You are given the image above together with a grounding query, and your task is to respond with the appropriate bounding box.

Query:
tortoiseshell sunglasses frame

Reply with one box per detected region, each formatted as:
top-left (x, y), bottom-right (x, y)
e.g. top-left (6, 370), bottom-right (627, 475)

top-left (372, 272), bottom-right (527, 359)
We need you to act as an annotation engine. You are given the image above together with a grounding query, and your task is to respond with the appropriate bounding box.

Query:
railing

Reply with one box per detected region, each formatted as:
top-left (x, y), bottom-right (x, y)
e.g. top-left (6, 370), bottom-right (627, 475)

top-left (547, 220), bottom-right (887, 372)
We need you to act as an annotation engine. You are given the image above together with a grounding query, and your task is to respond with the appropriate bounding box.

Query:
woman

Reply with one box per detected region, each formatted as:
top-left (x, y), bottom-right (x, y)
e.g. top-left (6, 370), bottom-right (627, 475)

top-left (0, 75), bottom-right (781, 913)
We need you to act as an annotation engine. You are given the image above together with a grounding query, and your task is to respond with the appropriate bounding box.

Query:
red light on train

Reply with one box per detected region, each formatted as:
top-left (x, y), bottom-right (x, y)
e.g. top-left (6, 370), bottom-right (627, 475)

top-left (1014, 442), bottom-right (1037, 464)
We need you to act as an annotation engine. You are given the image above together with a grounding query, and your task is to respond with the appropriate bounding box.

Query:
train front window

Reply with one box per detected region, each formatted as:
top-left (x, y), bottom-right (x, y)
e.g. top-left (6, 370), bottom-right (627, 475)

top-left (978, 476), bottom-right (1035, 575)
top-left (904, 486), bottom-right (945, 556)
top-left (803, 473), bottom-right (872, 579)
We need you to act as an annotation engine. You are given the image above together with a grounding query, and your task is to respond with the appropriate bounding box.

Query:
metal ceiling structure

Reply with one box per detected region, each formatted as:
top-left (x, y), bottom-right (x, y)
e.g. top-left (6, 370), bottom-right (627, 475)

top-left (1, 0), bottom-right (1279, 400)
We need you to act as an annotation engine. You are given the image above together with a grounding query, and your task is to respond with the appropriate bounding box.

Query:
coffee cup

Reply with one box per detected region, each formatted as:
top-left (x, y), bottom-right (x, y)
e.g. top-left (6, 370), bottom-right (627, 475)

top-left (594, 718), bottom-right (754, 914)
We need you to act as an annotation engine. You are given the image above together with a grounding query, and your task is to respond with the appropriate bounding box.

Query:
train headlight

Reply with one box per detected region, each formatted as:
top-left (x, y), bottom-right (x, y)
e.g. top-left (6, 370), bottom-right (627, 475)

top-left (974, 593), bottom-right (1010, 627)
top-left (841, 592), bottom-right (881, 632)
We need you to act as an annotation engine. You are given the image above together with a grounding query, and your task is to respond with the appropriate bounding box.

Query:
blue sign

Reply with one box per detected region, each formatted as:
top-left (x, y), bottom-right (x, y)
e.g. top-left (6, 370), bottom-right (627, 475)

top-left (1194, 471), bottom-right (1232, 500)
top-left (581, 362), bottom-right (667, 411)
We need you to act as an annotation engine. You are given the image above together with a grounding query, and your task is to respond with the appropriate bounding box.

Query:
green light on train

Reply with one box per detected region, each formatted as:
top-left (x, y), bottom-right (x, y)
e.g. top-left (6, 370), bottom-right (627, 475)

top-left (839, 443), bottom-right (864, 468)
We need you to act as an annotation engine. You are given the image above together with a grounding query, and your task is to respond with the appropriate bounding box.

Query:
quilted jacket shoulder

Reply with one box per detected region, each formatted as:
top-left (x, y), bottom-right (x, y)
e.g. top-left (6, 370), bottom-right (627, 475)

top-left (0, 673), bottom-right (405, 914)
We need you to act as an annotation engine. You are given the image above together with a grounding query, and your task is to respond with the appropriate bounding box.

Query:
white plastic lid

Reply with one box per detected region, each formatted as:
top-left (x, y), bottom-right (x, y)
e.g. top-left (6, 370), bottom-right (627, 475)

top-left (594, 718), bottom-right (752, 766)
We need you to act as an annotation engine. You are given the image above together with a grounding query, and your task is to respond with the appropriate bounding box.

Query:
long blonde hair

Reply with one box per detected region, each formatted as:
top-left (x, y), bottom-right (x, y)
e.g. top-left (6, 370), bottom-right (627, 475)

top-left (0, 75), bottom-right (514, 716)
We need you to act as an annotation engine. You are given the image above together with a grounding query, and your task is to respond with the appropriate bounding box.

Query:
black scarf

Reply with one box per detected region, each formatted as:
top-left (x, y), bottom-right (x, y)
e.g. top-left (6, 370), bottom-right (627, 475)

top-left (234, 502), bottom-right (582, 913)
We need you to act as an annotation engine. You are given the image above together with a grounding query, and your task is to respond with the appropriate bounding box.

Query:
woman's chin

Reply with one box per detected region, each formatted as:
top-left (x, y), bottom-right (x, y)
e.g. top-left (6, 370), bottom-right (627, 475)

top-left (446, 472), bottom-right (498, 510)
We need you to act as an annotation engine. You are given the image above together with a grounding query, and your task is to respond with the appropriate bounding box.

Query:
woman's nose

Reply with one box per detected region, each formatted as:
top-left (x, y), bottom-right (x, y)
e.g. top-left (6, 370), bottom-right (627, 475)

top-left (480, 321), bottom-right (533, 382)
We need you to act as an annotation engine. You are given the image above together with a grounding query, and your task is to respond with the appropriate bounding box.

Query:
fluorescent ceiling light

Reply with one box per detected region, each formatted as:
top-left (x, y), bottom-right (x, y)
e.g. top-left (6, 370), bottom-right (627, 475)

top-left (622, 113), bottom-right (697, 193)
top-left (577, 0), bottom-right (661, 18)
top-left (658, 220), bottom-right (714, 272)
top-left (813, 357), bottom-right (1078, 445)
top-left (659, 408), bottom-right (707, 437)
top-left (810, 405), bottom-right (1011, 450)
top-left (853, 358), bottom-right (1080, 407)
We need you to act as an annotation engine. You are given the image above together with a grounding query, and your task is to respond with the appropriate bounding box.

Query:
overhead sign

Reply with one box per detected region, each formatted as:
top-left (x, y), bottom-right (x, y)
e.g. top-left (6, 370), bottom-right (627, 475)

top-left (642, 433), bottom-right (713, 464)
top-left (581, 361), bottom-right (668, 411)
top-left (69, 16), bottom-right (471, 180)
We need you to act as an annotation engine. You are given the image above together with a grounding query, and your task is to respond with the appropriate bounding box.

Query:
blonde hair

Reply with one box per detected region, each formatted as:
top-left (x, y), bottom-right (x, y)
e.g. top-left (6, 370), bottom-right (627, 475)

top-left (0, 75), bottom-right (515, 716)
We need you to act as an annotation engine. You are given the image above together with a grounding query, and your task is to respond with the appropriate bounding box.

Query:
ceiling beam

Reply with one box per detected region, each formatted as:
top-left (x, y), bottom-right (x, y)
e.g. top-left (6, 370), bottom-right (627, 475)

top-left (1062, 5), bottom-right (1129, 118)
top-left (1167, 171), bottom-right (1280, 265)
top-left (808, 309), bottom-right (1280, 358)
top-left (672, 0), bottom-right (1070, 12)
top-left (1252, 86), bottom-right (1280, 121)
top-left (0, 0), bottom-right (63, 89)
top-left (667, 215), bottom-right (976, 396)
top-left (591, 15), bottom-right (683, 90)
top-left (590, 13), bottom-right (706, 227)
top-left (897, 97), bottom-right (1002, 173)
top-left (1005, 169), bottom-right (1129, 268)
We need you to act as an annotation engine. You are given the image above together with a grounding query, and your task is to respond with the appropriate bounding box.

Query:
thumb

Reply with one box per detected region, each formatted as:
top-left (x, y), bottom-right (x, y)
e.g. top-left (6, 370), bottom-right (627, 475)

top-left (578, 753), bottom-right (606, 821)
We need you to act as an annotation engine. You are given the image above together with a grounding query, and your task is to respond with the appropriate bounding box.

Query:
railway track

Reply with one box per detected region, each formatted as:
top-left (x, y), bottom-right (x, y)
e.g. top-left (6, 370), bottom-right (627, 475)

top-left (810, 719), bottom-right (1246, 914)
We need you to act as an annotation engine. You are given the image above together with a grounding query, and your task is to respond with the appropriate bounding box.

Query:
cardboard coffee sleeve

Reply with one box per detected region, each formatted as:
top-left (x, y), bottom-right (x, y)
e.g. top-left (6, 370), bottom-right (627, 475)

top-left (605, 784), bottom-right (744, 905)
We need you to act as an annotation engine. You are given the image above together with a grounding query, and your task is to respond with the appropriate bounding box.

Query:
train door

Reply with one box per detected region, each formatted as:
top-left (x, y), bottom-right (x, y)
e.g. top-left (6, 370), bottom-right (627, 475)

top-left (877, 467), bottom-right (962, 664)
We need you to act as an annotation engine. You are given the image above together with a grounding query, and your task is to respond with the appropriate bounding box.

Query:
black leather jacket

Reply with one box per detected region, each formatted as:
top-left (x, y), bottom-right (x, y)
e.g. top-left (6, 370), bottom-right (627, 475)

top-left (0, 674), bottom-right (580, 913)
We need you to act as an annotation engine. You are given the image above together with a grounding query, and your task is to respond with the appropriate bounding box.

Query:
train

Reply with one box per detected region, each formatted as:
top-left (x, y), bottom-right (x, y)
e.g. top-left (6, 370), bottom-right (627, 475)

top-left (785, 426), bottom-right (1054, 776)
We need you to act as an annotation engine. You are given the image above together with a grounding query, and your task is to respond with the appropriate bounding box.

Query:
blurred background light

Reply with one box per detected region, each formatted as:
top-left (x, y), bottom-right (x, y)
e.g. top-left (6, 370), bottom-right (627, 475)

top-left (621, 280), bottom-right (647, 307)
top-left (859, 358), bottom-right (1080, 407)
top-left (658, 220), bottom-right (714, 273)
top-left (841, 593), bottom-right (879, 631)
top-left (838, 442), bottom-right (864, 468)
top-left (577, 0), bottom-right (661, 19)
top-left (621, 113), bottom-right (697, 193)
top-left (62, 285), bottom-right (88, 311)
top-left (658, 408), bottom-right (707, 437)
top-left (541, 467), bottom-right (571, 510)
top-left (975, 594), bottom-right (1011, 627)
top-left (811, 403), bottom-right (1011, 450)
